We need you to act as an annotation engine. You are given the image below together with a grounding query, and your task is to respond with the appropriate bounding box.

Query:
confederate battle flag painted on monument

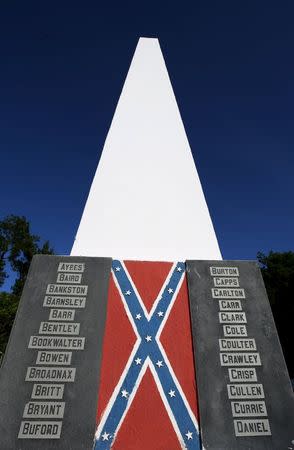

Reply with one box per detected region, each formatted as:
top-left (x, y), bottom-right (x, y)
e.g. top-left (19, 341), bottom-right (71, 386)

top-left (94, 260), bottom-right (201, 450)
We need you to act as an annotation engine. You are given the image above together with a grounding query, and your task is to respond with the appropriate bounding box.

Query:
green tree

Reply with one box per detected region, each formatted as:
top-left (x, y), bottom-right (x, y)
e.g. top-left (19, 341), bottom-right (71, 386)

top-left (257, 250), bottom-right (294, 378)
top-left (0, 215), bottom-right (54, 357)
top-left (0, 292), bottom-right (19, 356)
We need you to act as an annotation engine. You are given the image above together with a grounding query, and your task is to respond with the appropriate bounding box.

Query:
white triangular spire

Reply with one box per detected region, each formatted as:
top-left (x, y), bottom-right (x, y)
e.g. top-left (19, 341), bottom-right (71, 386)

top-left (71, 38), bottom-right (221, 261)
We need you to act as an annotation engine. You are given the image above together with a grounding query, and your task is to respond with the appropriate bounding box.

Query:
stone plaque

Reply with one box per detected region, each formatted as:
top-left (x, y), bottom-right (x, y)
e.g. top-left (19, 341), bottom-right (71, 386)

top-left (0, 255), bottom-right (111, 449)
top-left (186, 260), bottom-right (294, 450)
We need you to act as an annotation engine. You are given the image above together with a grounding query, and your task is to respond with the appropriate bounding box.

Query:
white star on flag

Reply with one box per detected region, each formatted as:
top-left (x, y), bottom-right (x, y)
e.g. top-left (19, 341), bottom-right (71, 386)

top-left (156, 360), bottom-right (163, 367)
top-left (121, 389), bottom-right (129, 398)
top-left (186, 431), bottom-right (193, 440)
top-left (101, 431), bottom-right (110, 441)
top-left (115, 267), bottom-right (121, 272)
top-left (145, 335), bottom-right (152, 342)
top-left (177, 266), bottom-right (182, 272)
top-left (157, 311), bottom-right (164, 317)
top-left (135, 358), bottom-right (142, 365)
top-left (168, 288), bottom-right (173, 294)
top-left (135, 313), bottom-right (141, 320)
top-left (168, 390), bottom-right (176, 397)
top-left (125, 290), bottom-right (131, 296)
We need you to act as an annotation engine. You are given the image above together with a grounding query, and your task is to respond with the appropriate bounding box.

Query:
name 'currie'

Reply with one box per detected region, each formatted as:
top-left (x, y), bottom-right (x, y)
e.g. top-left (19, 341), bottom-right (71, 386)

top-left (232, 401), bottom-right (268, 417)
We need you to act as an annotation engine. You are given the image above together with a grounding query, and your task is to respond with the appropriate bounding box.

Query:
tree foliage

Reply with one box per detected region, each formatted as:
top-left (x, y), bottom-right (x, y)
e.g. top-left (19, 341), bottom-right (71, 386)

top-left (0, 292), bottom-right (19, 356)
top-left (257, 251), bottom-right (294, 378)
top-left (0, 215), bottom-right (54, 357)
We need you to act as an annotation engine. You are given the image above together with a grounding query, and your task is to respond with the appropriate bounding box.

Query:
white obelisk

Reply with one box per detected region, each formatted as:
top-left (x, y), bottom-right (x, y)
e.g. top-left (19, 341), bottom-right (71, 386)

top-left (71, 38), bottom-right (221, 261)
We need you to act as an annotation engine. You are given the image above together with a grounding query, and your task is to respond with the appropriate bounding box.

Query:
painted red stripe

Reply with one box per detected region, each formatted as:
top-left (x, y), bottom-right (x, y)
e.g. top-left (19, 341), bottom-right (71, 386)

top-left (124, 261), bottom-right (173, 313)
top-left (113, 367), bottom-right (182, 450)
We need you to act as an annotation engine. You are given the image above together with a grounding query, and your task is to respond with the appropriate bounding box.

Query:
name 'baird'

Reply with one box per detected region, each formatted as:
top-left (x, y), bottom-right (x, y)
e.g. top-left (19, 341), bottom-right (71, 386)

top-left (56, 273), bottom-right (82, 284)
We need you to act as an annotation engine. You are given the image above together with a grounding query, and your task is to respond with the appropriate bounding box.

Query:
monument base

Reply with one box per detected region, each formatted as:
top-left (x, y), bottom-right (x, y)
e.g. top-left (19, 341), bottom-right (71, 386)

top-left (0, 256), bottom-right (293, 450)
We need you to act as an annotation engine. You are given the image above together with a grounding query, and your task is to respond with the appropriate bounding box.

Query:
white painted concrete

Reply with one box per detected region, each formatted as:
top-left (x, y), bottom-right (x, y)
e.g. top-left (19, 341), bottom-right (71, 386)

top-left (71, 38), bottom-right (222, 261)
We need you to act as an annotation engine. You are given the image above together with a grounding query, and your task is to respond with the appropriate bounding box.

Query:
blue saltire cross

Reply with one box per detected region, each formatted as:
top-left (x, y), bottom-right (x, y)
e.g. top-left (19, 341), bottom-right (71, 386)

top-left (94, 260), bottom-right (200, 450)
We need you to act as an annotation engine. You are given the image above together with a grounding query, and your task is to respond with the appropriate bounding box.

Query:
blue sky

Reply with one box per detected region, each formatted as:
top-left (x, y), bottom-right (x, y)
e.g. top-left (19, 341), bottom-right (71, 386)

top-left (1, 1), bottom-right (293, 273)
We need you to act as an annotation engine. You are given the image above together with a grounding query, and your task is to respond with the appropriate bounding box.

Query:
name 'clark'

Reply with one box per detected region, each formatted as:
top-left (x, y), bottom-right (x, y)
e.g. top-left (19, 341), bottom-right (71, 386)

top-left (219, 312), bottom-right (246, 323)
